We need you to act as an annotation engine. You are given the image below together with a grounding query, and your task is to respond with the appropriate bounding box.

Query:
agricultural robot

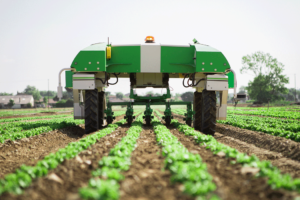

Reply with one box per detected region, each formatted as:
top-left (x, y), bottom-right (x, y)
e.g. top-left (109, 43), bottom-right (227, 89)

top-left (57, 36), bottom-right (237, 135)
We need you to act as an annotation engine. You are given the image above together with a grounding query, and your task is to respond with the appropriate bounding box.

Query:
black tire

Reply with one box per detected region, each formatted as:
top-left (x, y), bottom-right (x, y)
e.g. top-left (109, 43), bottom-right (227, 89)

top-left (193, 91), bottom-right (202, 130)
top-left (145, 116), bottom-right (151, 126)
top-left (98, 91), bottom-right (105, 128)
top-left (107, 116), bottom-right (113, 125)
top-left (201, 89), bottom-right (216, 135)
top-left (85, 89), bottom-right (98, 134)
top-left (127, 116), bottom-right (133, 126)
top-left (165, 116), bottom-right (171, 126)
top-left (186, 119), bottom-right (192, 126)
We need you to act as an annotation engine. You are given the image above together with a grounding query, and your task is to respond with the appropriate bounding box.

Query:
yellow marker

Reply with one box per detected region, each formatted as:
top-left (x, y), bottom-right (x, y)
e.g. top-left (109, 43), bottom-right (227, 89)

top-left (179, 73), bottom-right (185, 78)
top-left (106, 46), bottom-right (111, 59)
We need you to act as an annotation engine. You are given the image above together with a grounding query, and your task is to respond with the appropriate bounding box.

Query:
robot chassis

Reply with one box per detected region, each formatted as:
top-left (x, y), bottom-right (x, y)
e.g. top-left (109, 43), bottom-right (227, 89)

top-left (57, 37), bottom-right (237, 135)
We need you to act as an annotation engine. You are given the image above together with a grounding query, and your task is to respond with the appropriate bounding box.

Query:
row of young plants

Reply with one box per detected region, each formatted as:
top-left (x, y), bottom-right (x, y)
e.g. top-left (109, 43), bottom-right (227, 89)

top-left (0, 114), bottom-right (72, 123)
top-left (0, 108), bottom-right (73, 117)
top-left (227, 109), bottom-right (300, 119)
top-left (227, 106), bottom-right (300, 111)
top-left (172, 120), bottom-right (300, 193)
top-left (0, 118), bottom-right (128, 196)
top-left (152, 112), bottom-right (218, 199)
top-left (0, 118), bottom-right (83, 143)
top-left (0, 111), bottom-right (127, 143)
top-left (218, 114), bottom-right (300, 142)
top-left (0, 117), bottom-right (74, 134)
top-left (79, 114), bottom-right (144, 200)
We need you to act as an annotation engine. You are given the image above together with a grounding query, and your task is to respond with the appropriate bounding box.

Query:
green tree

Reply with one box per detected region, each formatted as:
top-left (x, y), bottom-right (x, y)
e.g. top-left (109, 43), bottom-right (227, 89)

top-left (116, 92), bottom-right (123, 100)
top-left (23, 85), bottom-right (37, 95)
top-left (181, 92), bottom-right (194, 102)
top-left (0, 92), bottom-right (13, 96)
top-left (32, 90), bottom-right (42, 102)
top-left (43, 97), bottom-right (48, 103)
top-left (23, 85), bottom-right (42, 101)
top-left (8, 99), bottom-right (15, 108)
top-left (40, 90), bottom-right (57, 97)
top-left (241, 52), bottom-right (289, 103)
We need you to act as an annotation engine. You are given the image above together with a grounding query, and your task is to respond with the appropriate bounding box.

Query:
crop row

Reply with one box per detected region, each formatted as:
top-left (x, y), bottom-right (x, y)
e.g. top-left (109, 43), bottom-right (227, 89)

top-left (153, 111), bottom-right (218, 199)
top-left (227, 106), bottom-right (300, 111)
top-left (0, 108), bottom-right (73, 117)
top-left (0, 118), bottom-right (83, 143)
top-left (218, 114), bottom-right (300, 142)
top-left (0, 117), bottom-right (127, 195)
top-left (172, 120), bottom-right (300, 193)
top-left (227, 109), bottom-right (300, 119)
top-left (1, 111), bottom-right (126, 135)
top-left (79, 114), bottom-right (143, 199)
top-left (0, 114), bottom-right (72, 123)
top-left (0, 111), bottom-right (126, 143)
top-left (0, 117), bottom-right (73, 134)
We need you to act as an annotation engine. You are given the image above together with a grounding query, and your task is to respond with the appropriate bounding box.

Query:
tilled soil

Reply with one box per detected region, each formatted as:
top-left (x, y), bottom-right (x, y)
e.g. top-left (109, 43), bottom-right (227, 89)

top-left (2, 125), bottom-right (130, 200)
top-left (216, 124), bottom-right (300, 162)
top-left (0, 125), bottom-right (85, 179)
top-left (0, 114), bottom-right (125, 179)
top-left (214, 133), bottom-right (300, 179)
top-left (120, 126), bottom-right (193, 200)
top-left (172, 112), bottom-right (300, 163)
top-left (160, 112), bottom-right (300, 199)
top-left (172, 112), bottom-right (300, 178)
top-left (168, 127), bottom-right (297, 200)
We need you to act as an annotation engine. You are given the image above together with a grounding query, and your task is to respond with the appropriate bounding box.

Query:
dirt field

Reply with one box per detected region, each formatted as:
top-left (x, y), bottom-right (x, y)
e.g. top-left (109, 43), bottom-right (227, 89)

top-left (1, 111), bottom-right (300, 199)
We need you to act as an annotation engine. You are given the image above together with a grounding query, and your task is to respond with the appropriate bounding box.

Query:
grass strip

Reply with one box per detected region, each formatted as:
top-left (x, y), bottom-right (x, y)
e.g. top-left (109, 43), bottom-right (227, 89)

top-left (0, 118), bottom-right (127, 196)
top-left (151, 114), bottom-right (219, 200)
top-left (79, 114), bottom-right (143, 200)
top-left (172, 120), bottom-right (300, 193)
top-left (0, 114), bottom-right (71, 123)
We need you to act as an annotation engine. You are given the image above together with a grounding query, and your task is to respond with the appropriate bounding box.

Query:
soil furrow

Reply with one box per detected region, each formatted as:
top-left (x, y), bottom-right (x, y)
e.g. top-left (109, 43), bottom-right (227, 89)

top-left (172, 112), bottom-right (300, 163)
top-left (168, 127), bottom-right (296, 200)
top-left (216, 124), bottom-right (300, 162)
top-left (119, 126), bottom-right (193, 200)
top-left (1, 125), bottom-right (130, 200)
top-left (0, 114), bottom-right (125, 179)
top-left (214, 133), bottom-right (300, 179)
top-left (171, 113), bottom-right (300, 179)
top-left (157, 112), bottom-right (299, 199)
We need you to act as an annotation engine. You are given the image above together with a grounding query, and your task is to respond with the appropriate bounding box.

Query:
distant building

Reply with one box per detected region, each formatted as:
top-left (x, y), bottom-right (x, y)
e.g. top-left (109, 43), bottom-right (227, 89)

top-left (0, 95), bottom-right (34, 108)
top-left (236, 92), bottom-right (248, 103)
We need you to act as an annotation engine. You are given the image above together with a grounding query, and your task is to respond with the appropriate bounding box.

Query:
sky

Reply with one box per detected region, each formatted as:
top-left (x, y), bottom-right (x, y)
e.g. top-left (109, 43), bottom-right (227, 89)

top-left (0, 0), bottom-right (299, 96)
